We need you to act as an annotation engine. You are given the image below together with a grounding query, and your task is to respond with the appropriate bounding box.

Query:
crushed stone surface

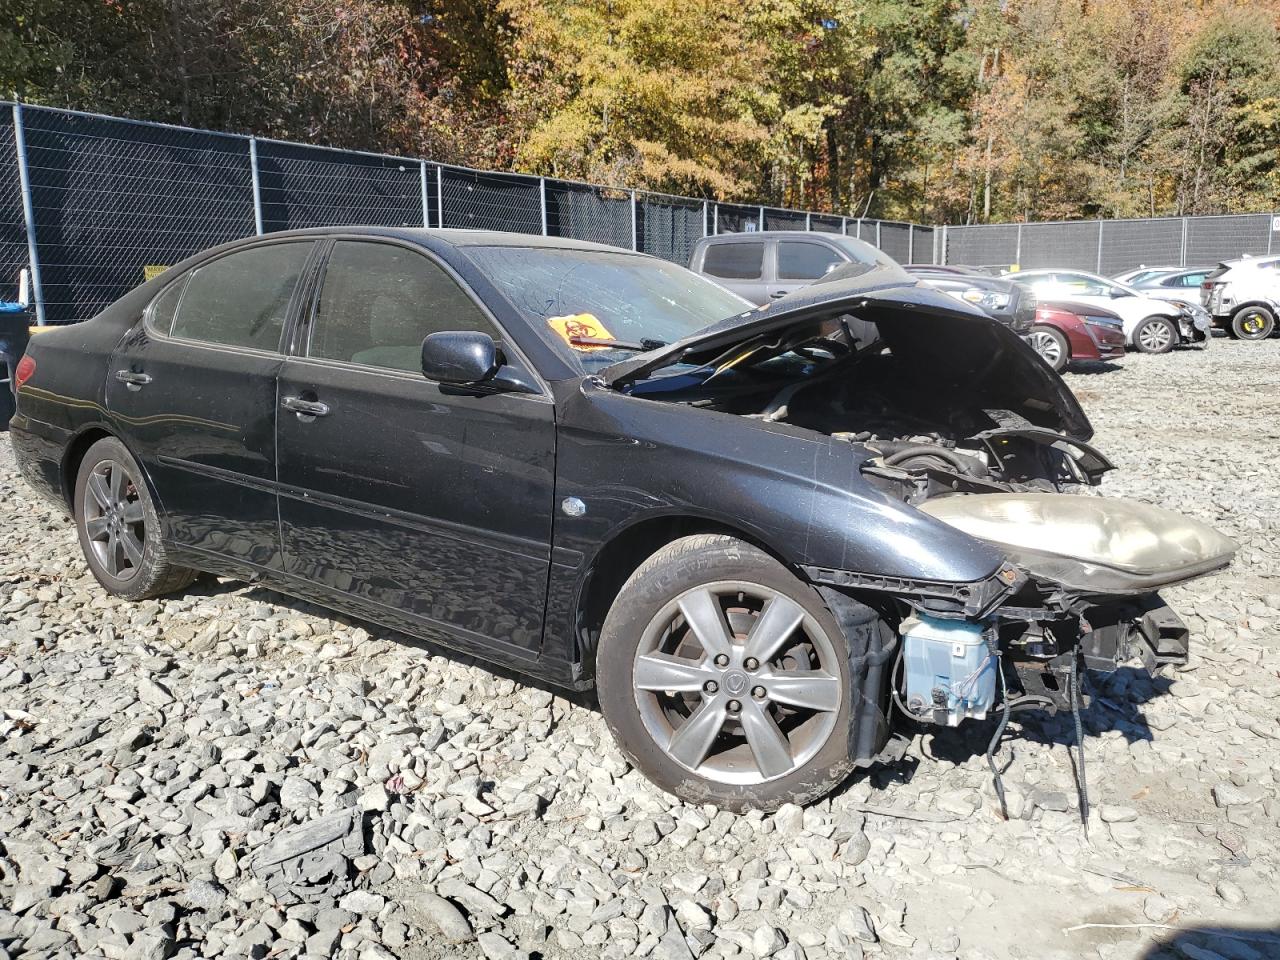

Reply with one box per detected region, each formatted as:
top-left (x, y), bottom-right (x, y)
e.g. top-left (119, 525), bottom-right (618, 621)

top-left (1, 339), bottom-right (1278, 960)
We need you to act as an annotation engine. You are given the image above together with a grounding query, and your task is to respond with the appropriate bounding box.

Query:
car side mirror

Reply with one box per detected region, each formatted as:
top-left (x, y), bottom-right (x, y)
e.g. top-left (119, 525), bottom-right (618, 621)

top-left (421, 330), bottom-right (500, 385)
top-left (1110, 288), bottom-right (1126, 298)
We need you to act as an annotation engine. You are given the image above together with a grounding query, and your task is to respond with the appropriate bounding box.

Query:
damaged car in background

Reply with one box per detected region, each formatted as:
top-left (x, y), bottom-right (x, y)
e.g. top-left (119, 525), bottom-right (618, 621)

top-left (10, 228), bottom-right (1236, 814)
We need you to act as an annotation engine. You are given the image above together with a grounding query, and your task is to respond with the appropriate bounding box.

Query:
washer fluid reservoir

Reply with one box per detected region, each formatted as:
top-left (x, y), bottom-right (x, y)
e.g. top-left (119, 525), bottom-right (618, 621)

top-left (901, 614), bottom-right (996, 726)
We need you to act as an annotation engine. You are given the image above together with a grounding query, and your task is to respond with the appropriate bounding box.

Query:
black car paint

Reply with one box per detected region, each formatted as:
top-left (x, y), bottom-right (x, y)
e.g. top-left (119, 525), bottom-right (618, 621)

top-left (13, 227), bottom-right (1056, 694)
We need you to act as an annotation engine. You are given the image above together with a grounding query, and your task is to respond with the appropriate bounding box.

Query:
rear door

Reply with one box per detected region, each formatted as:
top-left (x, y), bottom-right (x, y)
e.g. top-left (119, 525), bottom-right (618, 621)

top-left (106, 240), bottom-right (317, 571)
top-left (768, 239), bottom-right (845, 300)
top-left (274, 238), bottom-right (556, 660)
top-left (699, 240), bottom-right (770, 304)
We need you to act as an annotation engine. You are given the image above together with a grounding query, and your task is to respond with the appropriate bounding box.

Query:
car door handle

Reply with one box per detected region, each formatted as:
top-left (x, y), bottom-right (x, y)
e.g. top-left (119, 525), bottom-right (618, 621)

top-left (114, 370), bottom-right (152, 388)
top-left (770, 290), bottom-right (789, 299)
top-left (281, 396), bottom-right (330, 418)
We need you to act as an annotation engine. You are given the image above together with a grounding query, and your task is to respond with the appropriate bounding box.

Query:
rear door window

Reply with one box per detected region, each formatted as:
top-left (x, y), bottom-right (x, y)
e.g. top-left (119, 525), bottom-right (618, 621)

top-left (777, 241), bottom-right (843, 280)
top-left (307, 241), bottom-right (500, 372)
top-left (170, 242), bottom-right (314, 351)
top-left (702, 242), bottom-right (764, 280)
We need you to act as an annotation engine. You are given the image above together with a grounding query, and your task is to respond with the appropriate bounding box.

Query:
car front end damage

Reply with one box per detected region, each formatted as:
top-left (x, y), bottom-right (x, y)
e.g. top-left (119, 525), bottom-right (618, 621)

top-left (602, 265), bottom-right (1237, 813)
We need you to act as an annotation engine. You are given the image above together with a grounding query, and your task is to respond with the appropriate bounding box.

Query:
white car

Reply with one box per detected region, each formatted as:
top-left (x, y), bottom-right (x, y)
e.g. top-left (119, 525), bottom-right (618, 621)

top-left (1200, 256), bottom-right (1280, 341)
top-left (1113, 266), bottom-right (1182, 285)
top-left (1014, 269), bottom-right (1210, 354)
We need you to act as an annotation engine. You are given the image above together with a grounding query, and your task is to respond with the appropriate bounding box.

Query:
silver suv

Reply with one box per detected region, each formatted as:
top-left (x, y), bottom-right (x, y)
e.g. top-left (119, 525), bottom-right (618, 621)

top-left (688, 231), bottom-right (894, 305)
top-left (1200, 256), bottom-right (1280, 341)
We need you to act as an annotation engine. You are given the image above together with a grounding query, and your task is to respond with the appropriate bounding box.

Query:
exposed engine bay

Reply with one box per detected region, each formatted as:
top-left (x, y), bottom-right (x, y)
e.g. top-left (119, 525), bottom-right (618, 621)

top-left (607, 278), bottom-right (1237, 823)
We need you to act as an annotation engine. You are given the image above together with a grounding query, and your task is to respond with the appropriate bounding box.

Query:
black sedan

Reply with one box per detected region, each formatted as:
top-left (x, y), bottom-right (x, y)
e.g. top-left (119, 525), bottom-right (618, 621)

top-left (10, 228), bottom-right (1235, 811)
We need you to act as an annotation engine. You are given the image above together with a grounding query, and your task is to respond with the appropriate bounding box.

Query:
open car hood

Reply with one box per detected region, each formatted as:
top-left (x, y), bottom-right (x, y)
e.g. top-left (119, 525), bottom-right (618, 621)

top-left (601, 263), bottom-right (1095, 439)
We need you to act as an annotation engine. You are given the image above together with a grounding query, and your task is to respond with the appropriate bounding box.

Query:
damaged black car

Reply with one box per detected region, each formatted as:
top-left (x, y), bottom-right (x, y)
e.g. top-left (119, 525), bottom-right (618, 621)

top-left (10, 228), bottom-right (1236, 812)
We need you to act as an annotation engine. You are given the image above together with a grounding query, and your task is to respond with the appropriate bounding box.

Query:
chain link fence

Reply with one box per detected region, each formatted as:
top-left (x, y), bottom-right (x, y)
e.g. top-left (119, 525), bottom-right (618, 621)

top-left (9, 102), bottom-right (1279, 325)
top-left (944, 214), bottom-right (1280, 274)
top-left (3, 102), bottom-right (924, 324)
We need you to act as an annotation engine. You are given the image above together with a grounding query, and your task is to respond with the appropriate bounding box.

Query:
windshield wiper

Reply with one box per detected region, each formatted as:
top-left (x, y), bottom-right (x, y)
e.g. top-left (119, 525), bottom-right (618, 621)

top-left (568, 335), bottom-right (668, 352)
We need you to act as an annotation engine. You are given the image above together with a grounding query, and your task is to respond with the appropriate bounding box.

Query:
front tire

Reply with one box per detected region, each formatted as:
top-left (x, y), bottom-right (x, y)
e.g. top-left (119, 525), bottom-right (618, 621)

top-left (596, 534), bottom-right (857, 812)
top-left (1029, 325), bottom-right (1070, 371)
top-left (1133, 315), bottom-right (1176, 354)
top-left (1230, 305), bottom-right (1275, 341)
top-left (74, 437), bottom-right (197, 600)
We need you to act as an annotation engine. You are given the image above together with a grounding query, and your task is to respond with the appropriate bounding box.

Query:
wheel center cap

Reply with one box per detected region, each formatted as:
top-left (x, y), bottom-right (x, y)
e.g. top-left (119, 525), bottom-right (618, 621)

top-left (723, 670), bottom-right (748, 695)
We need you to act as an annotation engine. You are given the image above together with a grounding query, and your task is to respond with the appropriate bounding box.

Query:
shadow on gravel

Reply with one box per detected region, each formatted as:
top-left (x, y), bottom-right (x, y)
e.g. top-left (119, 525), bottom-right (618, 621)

top-left (1138, 925), bottom-right (1280, 960)
top-left (1068, 360), bottom-right (1125, 375)
top-left (186, 575), bottom-right (598, 710)
top-left (908, 665), bottom-right (1172, 769)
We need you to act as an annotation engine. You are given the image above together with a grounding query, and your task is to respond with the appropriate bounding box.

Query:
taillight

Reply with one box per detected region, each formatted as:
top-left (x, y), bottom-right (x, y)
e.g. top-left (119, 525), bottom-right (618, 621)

top-left (14, 355), bottom-right (35, 389)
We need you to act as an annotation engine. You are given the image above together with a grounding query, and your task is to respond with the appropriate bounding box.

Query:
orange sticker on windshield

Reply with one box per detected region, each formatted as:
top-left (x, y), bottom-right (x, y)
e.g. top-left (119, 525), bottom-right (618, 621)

top-left (547, 313), bottom-right (615, 350)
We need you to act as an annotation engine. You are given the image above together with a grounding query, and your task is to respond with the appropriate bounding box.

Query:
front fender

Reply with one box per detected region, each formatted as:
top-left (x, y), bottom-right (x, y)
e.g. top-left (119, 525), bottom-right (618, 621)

top-left (553, 381), bottom-right (1004, 585)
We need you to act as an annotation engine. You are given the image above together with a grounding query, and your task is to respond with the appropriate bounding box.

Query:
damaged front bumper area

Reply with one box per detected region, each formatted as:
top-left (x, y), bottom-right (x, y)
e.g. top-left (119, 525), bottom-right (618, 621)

top-left (805, 492), bottom-right (1236, 760)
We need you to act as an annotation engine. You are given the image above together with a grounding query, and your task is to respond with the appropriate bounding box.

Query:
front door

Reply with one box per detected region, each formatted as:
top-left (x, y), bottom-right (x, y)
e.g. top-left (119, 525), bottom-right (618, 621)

top-left (106, 240), bottom-right (317, 571)
top-left (275, 239), bottom-right (556, 661)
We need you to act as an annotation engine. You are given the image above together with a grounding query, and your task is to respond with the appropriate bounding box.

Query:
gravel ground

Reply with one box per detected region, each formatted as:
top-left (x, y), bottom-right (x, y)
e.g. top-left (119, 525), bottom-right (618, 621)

top-left (2, 339), bottom-right (1279, 960)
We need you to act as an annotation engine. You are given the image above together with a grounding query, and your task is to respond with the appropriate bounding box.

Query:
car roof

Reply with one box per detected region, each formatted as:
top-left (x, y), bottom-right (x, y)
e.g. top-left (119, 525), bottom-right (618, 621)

top-left (696, 231), bottom-right (847, 242)
top-left (242, 225), bottom-right (645, 255)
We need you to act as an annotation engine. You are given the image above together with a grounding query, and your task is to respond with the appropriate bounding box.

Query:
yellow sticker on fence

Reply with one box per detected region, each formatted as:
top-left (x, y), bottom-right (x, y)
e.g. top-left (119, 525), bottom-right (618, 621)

top-left (143, 265), bottom-right (169, 282)
top-left (547, 313), bottom-right (616, 350)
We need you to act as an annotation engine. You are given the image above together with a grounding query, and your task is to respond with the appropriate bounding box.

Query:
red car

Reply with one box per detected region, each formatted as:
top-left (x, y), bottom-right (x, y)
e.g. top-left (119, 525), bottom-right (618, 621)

top-left (1028, 301), bottom-right (1127, 371)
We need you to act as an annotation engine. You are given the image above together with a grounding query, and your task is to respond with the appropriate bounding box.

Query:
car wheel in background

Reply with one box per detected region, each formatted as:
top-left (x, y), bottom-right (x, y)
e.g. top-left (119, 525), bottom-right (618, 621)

top-left (74, 437), bottom-right (197, 600)
top-left (596, 534), bottom-right (859, 812)
top-left (1029, 325), bottom-right (1070, 372)
top-left (1230, 305), bottom-right (1275, 341)
top-left (1133, 316), bottom-right (1176, 354)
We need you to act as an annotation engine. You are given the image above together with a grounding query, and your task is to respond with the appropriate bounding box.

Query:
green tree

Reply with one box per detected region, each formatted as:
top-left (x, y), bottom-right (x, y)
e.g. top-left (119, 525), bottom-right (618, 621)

top-left (500, 0), bottom-right (772, 196)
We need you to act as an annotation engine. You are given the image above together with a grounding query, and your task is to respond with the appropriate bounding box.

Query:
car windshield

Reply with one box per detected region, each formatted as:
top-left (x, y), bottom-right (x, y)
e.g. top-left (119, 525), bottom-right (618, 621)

top-left (463, 245), bottom-right (751, 373)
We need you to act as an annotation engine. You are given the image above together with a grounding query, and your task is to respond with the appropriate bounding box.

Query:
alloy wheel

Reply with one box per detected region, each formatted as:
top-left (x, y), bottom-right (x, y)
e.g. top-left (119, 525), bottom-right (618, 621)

top-left (1029, 330), bottom-right (1063, 367)
top-left (1138, 320), bottom-right (1173, 352)
top-left (631, 582), bottom-right (842, 785)
top-left (82, 459), bottom-right (146, 581)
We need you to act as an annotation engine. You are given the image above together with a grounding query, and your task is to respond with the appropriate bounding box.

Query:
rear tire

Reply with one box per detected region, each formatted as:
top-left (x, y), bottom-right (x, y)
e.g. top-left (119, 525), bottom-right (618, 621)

top-left (595, 534), bottom-right (859, 812)
top-left (1230, 305), bottom-right (1275, 341)
top-left (1029, 325), bottom-right (1070, 371)
top-left (1133, 315), bottom-right (1176, 354)
top-left (73, 437), bottom-right (197, 600)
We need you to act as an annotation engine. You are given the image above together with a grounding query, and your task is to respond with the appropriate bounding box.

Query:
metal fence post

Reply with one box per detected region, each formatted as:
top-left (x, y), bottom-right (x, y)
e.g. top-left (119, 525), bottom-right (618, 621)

top-left (805, 212), bottom-right (811, 231)
top-left (702, 200), bottom-right (708, 238)
top-left (941, 224), bottom-right (948, 265)
top-left (1180, 217), bottom-right (1188, 266)
top-left (1269, 212), bottom-right (1275, 255)
top-left (248, 137), bottom-right (264, 235)
top-left (1015, 223), bottom-right (1023, 267)
top-left (758, 206), bottom-right (765, 231)
top-left (841, 217), bottom-right (847, 235)
top-left (713, 204), bottom-right (719, 235)
top-left (907, 225), bottom-right (914, 263)
top-left (1095, 220), bottom-right (1104, 273)
top-left (436, 165), bottom-right (444, 229)
top-left (12, 103), bottom-right (45, 325)
top-left (876, 221), bottom-right (882, 249)
top-left (539, 178), bottom-right (548, 236)
top-left (419, 161), bottom-right (430, 227)
top-left (630, 191), bottom-right (638, 251)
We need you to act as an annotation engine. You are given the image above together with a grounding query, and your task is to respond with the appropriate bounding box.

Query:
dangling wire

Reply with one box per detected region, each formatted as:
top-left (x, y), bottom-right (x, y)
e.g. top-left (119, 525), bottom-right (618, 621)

top-left (986, 655), bottom-right (1013, 819)
top-left (1070, 652), bottom-right (1090, 838)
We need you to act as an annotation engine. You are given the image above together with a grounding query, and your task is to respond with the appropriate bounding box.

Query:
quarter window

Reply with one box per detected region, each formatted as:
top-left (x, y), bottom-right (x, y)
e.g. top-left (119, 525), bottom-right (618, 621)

top-left (702, 242), bottom-right (764, 280)
top-left (170, 242), bottom-right (313, 351)
top-left (777, 241), bottom-right (843, 281)
top-left (148, 275), bottom-right (188, 335)
top-left (308, 241), bottom-right (499, 372)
